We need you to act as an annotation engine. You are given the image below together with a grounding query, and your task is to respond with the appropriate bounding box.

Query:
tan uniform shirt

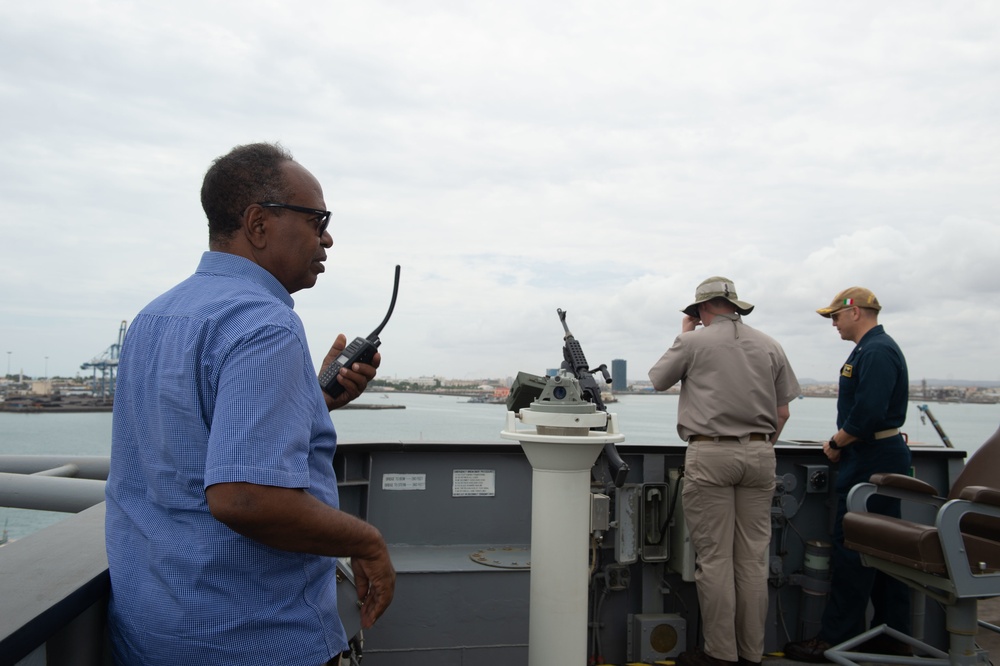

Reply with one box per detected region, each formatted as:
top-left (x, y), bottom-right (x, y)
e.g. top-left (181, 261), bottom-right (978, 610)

top-left (648, 313), bottom-right (800, 441)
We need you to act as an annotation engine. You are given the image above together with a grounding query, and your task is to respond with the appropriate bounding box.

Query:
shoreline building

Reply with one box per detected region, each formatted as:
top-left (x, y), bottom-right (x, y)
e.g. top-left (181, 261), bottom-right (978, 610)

top-left (611, 359), bottom-right (627, 392)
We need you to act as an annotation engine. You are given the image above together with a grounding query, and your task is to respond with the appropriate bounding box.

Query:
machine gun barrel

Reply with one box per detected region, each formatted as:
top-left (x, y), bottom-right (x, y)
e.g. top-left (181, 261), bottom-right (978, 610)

top-left (558, 309), bottom-right (606, 410)
top-left (556, 308), bottom-right (628, 486)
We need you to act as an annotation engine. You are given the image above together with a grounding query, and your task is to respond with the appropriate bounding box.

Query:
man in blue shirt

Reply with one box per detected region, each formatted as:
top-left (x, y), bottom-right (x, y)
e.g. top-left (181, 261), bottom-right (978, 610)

top-left (105, 143), bottom-right (395, 666)
top-left (784, 287), bottom-right (910, 662)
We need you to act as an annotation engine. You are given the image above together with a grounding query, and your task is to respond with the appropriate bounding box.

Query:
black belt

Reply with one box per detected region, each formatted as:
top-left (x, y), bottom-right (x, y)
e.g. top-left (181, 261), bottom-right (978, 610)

top-left (689, 433), bottom-right (769, 442)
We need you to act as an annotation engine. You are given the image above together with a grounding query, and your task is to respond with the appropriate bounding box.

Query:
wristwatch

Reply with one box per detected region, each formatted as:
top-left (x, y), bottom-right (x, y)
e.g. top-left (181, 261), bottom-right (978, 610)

top-left (828, 437), bottom-right (841, 451)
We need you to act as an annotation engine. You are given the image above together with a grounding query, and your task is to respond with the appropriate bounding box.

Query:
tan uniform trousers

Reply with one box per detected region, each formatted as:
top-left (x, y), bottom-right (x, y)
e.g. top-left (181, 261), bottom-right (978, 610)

top-left (682, 437), bottom-right (775, 663)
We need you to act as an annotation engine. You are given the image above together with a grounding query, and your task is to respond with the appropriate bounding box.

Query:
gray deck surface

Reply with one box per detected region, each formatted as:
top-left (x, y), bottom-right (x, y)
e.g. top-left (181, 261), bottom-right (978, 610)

top-left (757, 597), bottom-right (1000, 666)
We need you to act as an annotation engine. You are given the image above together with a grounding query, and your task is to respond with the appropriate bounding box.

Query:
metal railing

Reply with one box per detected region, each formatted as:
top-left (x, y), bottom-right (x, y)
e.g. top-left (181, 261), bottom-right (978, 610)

top-left (0, 504), bottom-right (110, 666)
top-left (0, 455), bottom-right (110, 666)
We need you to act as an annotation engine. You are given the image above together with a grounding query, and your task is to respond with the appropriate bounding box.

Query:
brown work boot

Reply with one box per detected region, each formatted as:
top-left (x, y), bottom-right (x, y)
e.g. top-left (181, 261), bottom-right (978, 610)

top-left (783, 636), bottom-right (832, 663)
top-left (676, 648), bottom-right (738, 666)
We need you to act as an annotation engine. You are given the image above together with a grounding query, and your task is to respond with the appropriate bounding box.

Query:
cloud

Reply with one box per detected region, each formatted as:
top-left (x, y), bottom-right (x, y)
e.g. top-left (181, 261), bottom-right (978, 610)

top-left (1, 1), bottom-right (998, 384)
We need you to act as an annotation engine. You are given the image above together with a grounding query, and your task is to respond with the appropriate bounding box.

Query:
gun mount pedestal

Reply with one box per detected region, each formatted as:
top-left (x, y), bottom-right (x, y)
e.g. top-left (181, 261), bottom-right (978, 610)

top-left (501, 372), bottom-right (625, 666)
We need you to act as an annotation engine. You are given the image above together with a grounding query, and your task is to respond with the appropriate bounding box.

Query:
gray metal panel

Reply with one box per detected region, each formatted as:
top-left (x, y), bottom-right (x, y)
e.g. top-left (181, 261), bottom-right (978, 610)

top-left (364, 549), bottom-right (529, 666)
top-left (367, 451), bottom-right (533, 546)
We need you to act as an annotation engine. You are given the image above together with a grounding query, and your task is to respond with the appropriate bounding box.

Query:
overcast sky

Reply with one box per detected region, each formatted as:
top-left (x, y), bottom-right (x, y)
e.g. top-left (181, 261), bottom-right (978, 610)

top-left (2, 1), bottom-right (998, 386)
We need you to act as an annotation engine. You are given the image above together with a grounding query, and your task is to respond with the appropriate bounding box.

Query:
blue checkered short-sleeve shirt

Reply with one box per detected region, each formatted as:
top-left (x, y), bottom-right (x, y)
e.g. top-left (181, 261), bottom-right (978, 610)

top-left (105, 252), bottom-right (347, 665)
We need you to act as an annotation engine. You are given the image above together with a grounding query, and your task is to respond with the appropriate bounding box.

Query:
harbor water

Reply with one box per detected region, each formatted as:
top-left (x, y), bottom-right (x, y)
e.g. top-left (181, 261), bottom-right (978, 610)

top-left (1, 393), bottom-right (997, 542)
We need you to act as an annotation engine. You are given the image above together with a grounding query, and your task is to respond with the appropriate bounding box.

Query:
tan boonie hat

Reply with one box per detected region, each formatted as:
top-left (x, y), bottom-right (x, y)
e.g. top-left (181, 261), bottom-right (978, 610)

top-left (682, 276), bottom-right (754, 318)
top-left (817, 286), bottom-right (882, 318)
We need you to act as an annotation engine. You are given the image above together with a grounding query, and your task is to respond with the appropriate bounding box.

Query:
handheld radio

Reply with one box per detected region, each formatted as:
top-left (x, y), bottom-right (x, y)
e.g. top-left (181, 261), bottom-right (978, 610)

top-left (319, 265), bottom-right (401, 398)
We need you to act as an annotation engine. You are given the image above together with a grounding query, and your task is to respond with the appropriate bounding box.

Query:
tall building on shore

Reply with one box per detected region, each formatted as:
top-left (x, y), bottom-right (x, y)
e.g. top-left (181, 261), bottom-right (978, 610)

top-left (611, 359), bottom-right (627, 392)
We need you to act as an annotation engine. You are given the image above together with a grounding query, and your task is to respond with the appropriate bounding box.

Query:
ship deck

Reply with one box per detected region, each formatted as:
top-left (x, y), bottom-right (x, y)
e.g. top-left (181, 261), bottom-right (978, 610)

top-left (3, 440), bottom-right (997, 665)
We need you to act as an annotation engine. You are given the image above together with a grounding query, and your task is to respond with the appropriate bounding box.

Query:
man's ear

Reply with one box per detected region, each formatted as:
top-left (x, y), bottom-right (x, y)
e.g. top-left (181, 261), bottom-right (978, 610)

top-left (243, 204), bottom-right (268, 250)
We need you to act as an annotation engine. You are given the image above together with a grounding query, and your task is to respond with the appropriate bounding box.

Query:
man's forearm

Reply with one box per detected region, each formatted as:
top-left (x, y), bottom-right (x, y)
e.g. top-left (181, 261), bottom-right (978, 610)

top-left (206, 482), bottom-right (384, 558)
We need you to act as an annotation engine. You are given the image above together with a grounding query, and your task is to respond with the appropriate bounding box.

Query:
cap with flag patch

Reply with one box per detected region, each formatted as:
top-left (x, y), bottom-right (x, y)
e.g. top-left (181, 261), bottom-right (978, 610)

top-left (817, 287), bottom-right (882, 317)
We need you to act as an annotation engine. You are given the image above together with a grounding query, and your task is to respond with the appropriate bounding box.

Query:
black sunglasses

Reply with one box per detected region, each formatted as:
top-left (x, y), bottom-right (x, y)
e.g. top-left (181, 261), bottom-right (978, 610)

top-left (258, 202), bottom-right (331, 237)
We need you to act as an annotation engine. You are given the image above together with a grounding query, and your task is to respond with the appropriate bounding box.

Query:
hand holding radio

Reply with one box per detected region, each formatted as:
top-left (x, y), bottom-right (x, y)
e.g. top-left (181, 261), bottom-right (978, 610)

top-left (319, 265), bottom-right (400, 404)
top-left (320, 334), bottom-right (381, 409)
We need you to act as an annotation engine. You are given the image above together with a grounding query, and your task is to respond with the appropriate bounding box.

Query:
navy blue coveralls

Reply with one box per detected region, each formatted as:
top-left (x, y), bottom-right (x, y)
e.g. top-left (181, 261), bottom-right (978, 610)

top-left (820, 325), bottom-right (912, 645)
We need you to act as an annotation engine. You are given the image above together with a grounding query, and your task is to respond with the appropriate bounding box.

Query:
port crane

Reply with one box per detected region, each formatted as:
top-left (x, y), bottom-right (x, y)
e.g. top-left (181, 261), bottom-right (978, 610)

top-left (80, 320), bottom-right (127, 400)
